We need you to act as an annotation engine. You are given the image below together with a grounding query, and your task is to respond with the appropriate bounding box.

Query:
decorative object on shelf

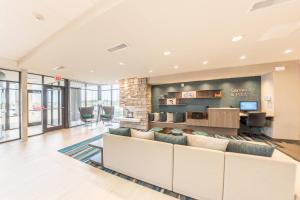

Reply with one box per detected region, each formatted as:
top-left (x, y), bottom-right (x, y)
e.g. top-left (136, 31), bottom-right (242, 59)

top-left (167, 98), bottom-right (177, 105)
top-left (182, 91), bottom-right (196, 98)
top-left (124, 108), bottom-right (134, 118)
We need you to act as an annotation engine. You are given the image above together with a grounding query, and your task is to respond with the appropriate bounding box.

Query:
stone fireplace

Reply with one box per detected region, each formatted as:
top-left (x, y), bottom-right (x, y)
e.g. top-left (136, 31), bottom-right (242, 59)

top-left (119, 77), bottom-right (151, 130)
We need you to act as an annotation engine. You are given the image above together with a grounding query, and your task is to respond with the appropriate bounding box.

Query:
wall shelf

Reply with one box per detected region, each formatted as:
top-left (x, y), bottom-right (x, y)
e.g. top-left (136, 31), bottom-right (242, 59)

top-left (158, 89), bottom-right (222, 105)
top-left (159, 104), bottom-right (186, 106)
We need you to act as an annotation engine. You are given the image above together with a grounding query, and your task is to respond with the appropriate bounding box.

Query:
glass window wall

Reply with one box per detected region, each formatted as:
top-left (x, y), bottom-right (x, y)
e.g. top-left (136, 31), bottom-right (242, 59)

top-left (0, 69), bottom-right (20, 143)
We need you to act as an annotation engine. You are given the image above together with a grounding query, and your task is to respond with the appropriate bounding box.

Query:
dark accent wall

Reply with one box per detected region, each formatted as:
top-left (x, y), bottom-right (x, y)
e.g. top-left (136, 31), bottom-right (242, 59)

top-left (151, 76), bottom-right (261, 112)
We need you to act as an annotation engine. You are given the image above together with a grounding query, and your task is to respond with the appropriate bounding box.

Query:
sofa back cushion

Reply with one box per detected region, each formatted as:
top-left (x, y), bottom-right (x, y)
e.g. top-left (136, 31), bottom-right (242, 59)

top-left (109, 127), bottom-right (131, 137)
top-left (186, 134), bottom-right (229, 152)
top-left (148, 113), bottom-right (154, 121)
top-left (131, 129), bottom-right (154, 140)
top-left (159, 112), bottom-right (167, 122)
top-left (153, 112), bottom-right (160, 121)
top-left (226, 140), bottom-right (274, 157)
top-left (155, 132), bottom-right (187, 145)
top-left (173, 112), bottom-right (185, 123)
top-left (166, 112), bottom-right (174, 122)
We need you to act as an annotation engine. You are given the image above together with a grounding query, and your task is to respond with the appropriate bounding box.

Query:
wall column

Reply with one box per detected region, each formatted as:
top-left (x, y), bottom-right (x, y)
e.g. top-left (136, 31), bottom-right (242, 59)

top-left (20, 69), bottom-right (28, 141)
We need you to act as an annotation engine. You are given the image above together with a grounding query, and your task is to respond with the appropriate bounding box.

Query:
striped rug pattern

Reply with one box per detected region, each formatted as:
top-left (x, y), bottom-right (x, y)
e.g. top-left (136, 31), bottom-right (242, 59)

top-left (58, 133), bottom-right (274, 200)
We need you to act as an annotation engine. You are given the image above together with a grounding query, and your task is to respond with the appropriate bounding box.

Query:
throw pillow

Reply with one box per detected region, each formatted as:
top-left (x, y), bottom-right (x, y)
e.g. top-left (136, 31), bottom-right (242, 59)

top-left (154, 132), bottom-right (187, 145)
top-left (150, 127), bottom-right (163, 132)
top-left (148, 113), bottom-right (154, 121)
top-left (109, 127), bottom-right (131, 137)
top-left (167, 112), bottom-right (174, 122)
top-left (159, 112), bottom-right (167, 122)
top-left (173, 112), bottom-right (185, 123)
top-left (153, 112), bottom-right (160, 121)
top-left (185, 134), bottom-right (229, 151)
top-left (171, 128), bottom-right (184, 136)
top-left (226, 140), bottom-right (274, 157)
top-left (131, 129), bottom-right (154, 140)
top-left (192, 131), bottom-right (209, 136)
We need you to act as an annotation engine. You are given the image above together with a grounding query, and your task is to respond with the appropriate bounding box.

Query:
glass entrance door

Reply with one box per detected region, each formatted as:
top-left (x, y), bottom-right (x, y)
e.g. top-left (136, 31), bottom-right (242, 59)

top-left (28, 90), bottom-right (43, 136)
top-left (43, 86), bottom-right (64, 132)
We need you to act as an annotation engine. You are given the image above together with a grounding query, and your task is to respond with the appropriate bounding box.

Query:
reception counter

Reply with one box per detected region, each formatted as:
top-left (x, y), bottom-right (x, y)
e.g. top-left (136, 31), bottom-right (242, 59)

top-left (149, 108), bottom-right (240, 136)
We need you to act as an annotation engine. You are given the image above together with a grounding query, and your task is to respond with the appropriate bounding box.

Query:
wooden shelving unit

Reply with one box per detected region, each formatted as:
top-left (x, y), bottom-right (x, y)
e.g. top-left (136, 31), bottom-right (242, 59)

top-left (158, 89), bottom-right (222, 105)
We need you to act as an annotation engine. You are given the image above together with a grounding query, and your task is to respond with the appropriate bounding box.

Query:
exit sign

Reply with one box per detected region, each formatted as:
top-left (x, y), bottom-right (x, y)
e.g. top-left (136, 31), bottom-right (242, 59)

top-left (54, 74), bottom-right (62, 81)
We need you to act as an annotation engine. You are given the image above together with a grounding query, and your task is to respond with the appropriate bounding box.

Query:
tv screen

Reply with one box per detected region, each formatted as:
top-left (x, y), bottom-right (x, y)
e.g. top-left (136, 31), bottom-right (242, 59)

top-left (240, 101), bottom-right (258, 111)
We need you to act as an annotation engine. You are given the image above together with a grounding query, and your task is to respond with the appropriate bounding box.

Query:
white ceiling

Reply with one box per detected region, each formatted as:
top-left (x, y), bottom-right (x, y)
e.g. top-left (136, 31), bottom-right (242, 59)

top-left (0, 0), bottom-right (98, 59)
top-left (1, 0), bottom-right (300, 83)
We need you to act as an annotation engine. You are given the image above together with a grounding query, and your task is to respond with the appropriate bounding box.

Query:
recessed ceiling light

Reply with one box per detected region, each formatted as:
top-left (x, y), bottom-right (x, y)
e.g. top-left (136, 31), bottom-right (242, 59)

top-left (275, 66), bottom-right (286, 71)
top-left (240, 55), bottom-right (247, 60)
top-left (232, 35), bottom-right (243, 42)
top-left (119, 62), bottom-right (125, 65)
top-left (53, 66), bottom-right (65, 71)
top-left (33, 12), bottom-right (45, 21)
top-left (174, 65), bottom-right (179, 69)
top-left (284, 49), bottom-right (293, 54)
top-left (203, 61), bottom-right (208, 65)
top-left (90, 70), bottom-right (94, 73)
top-left (163, 51), bottom-right (171, 56)
top-left (149, 70), bottom-right (153, 73)
top-left (115, 80), bottom-right (118, 83)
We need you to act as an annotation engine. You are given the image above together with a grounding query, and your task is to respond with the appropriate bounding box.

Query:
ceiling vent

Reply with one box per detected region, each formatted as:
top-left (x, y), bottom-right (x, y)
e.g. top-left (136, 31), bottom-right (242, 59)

top-left (107, 43), bottom-right (128, 52)
top-left (250, 0), bottom-right (293, 12)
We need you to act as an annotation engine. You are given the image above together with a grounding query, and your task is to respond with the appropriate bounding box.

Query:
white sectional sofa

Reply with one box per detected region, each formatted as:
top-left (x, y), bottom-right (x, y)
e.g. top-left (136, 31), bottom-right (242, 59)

top-left (103, 133), bottom-right (297, 200)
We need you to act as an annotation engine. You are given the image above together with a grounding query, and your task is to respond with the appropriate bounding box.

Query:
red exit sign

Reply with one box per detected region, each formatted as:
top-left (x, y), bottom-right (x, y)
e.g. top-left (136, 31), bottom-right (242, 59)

top-left (54, 74), bottom-right (62, 81)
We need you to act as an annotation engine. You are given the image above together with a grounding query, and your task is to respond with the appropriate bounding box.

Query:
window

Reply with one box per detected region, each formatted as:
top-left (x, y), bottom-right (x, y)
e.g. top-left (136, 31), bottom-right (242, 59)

top-left (101, 84), bottom-right (122, 120)
top-left (69, 81), bottom-right (121, 127)
top-left (0, 69), bottom-right (20, 143)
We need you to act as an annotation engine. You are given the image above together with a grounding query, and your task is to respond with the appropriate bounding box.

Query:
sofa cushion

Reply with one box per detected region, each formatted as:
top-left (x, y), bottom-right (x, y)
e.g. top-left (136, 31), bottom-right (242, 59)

top-left (131, 129), bottom-right (154, 140)
top-left (226, 140), bottom-right (274, 157)
top-left (166, 112), bottom-right (174, 122)
top-left (186, 134), bottom-right (229, 152)
top-left (109, 127), bottom-right (131, 137)
top-left (148, 113), bottom-right (154, 121)
top-left (171, 128), bottom-right (184, 136)
top-left (173, 112), bottom-right (185, 123)
top-left (150, 127), bottom-right (163, 132)
top-left (153, 112), bottom-right (160, 121)
top-left (159, 112), bottom-right (167, 122)
top-left (155, 132), bottom-right (187, 145)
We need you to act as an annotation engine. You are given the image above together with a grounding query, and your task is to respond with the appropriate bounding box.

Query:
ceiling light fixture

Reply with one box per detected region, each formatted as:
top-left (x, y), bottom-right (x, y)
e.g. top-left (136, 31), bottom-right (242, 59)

top-left (163, 51), bottom-right (171, 56)
top-left (174, 65), bottom-right (179, 69)
top-left (275, 66), bottom-right (286, 71)
top-left (53, 66), bottom-right (65, 71)
top-left (240, 55), bottom-right (247, 60)
top-left (284, 49), bottom-right (293, 54)
top-left (119, 62), bottom-right (125, 65)
top-left (33, 12), bottom-right (45, 21)
top-left (203, 61), bottom-right (208, 65)
top-left (90, 70), bottom-right (94, 73)
top-left (232, 35), bottom-right (243, 42)
top-left (149, 70), bottom-right (153, 73)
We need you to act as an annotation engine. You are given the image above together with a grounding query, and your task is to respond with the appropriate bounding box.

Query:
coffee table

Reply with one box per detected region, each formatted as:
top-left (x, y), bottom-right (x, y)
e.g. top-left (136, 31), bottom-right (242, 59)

top-left (88, 139), bottom-right (103, 166)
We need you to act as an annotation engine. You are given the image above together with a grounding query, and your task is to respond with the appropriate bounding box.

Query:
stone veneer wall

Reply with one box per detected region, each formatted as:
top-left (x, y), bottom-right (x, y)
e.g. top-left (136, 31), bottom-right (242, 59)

top-left (119, 77), bottom-right (151, 130)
